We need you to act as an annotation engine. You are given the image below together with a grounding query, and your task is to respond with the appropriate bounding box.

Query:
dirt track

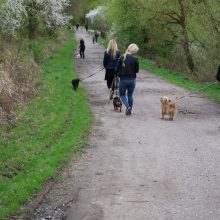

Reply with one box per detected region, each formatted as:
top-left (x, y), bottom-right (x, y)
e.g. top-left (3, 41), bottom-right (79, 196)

top-left (25, 28), bottom-right (220, 220)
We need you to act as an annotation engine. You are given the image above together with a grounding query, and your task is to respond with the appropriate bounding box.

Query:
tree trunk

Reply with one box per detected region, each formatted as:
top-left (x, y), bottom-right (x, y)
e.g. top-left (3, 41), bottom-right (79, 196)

top-left (27, 3), bottom-right (39, 39)
top-left (178, 0), bottom-right (196, 75)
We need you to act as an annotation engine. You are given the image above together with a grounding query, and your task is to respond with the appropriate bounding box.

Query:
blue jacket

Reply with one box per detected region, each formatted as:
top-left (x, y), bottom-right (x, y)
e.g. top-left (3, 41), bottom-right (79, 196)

top-left (103, 50), bottom-right (121, 70)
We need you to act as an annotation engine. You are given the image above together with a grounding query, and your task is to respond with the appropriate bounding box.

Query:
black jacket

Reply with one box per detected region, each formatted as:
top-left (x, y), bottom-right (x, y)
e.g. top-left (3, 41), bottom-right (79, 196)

top-left (103, 50), bottom-right (121, 70)
top-left (115, 54), bottom-right (139, 79)
top-left (216, 64), bottom-right (220, 81)
top-left (79, 40), bottom-right (85, 50)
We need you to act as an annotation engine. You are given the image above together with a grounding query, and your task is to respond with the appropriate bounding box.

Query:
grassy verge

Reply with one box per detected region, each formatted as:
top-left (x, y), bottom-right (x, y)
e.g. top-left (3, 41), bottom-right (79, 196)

top-left (0, 31), bottom-right (93, 219)
top-left (139, 58), bottom-right (220, 103)
top-left (98, 36), bottom-right (108, 48)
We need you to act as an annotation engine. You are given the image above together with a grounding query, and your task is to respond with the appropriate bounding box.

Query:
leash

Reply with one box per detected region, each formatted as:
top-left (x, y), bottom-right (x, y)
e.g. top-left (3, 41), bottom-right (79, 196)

top-left (172, 81), bottom-right (217, 103)
top-left (80, 73), bottom-right (95, 81)
top-left (79, 67), bottom-right (105, 81)
top-left (99, 67), bottom-right (105, 71)
top-left (111, 75), bottom-right (119, 90)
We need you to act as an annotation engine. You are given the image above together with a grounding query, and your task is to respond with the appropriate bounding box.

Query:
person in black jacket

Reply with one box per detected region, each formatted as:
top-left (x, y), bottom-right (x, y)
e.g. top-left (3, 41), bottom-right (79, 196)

top-left (216, 65), bottom-right (220, 129)
top-left (216, 64), bottom-right (220, 82)
top-left (115, 43), bottom-right (139, 115)
top-left (85, 24), bottom-right (88, 31)
top-left (94, 31), bottom-right (99, 43)
top-left (79, 39), bottom-right (85, 59)
top-left (103, 39), bottom-right (121, 99)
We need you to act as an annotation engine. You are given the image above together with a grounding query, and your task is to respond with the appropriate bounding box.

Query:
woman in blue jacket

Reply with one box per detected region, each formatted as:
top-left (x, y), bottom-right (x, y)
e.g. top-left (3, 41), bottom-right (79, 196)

top-left (103, 39), bottom-right (120, 99)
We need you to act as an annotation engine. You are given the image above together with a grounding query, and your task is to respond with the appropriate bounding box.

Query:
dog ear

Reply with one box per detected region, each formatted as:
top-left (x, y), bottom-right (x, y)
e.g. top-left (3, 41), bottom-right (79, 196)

top-left (160, 97), bottom-right (163, 103)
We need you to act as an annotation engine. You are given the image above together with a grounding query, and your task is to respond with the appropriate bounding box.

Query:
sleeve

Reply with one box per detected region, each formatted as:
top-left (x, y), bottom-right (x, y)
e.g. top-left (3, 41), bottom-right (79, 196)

top-left (103, 52), bottom-right (107, 68)
top-left (115, 56), bottom-right (123, 75)
top-left (117, 51), bottom-right (121, 58)
top-left (135, 58), bottom-right (139, 74)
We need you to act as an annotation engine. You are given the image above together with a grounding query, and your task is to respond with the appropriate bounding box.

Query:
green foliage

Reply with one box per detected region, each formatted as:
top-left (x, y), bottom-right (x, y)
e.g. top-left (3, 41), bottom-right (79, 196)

top-left (106, 0), bottom-right (220, 80)
top-left (68, 0), bottom-right (87, 24)
top-left (30, 41), bottom-right (45, 63)
top-left (0, 32), bottom-right (92, 219)
top-left (86, 0), bottom-right (110, 11)
top-left (92, 11), bottom-right (110, 32)
top-left (0, 0), bottom-right (71, 40)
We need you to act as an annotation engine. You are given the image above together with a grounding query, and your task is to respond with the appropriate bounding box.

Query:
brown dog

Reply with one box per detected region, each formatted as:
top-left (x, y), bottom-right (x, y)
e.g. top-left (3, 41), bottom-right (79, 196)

top-left (113, 96), bottom-right (122, 112)
top-left (160, 96), bottom-right (176, 120)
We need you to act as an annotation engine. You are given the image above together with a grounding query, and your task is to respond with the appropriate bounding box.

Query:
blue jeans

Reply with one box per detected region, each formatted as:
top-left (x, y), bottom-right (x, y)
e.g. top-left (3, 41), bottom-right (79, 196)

top-left (119, 79), bottom-right (136, 108)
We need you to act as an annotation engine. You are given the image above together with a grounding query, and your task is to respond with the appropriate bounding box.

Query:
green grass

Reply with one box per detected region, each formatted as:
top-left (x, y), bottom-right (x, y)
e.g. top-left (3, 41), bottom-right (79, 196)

top-left (139, 57), bottom-right (220, 103)
top-left (98, 36), bottom-right (108, 48)
top-left (0, 32), bottom-right (93, 219)
top-left (30, 41), bottom-right (45, 63)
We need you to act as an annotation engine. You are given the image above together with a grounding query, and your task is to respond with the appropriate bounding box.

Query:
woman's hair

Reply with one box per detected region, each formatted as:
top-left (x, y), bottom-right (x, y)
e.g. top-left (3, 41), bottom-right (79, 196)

top-left (80, 39), bottom-right (84, 45)
top-left (107, 39), bottom-right (118, 59)
top-left (124, 43), bottom-right (139, 61)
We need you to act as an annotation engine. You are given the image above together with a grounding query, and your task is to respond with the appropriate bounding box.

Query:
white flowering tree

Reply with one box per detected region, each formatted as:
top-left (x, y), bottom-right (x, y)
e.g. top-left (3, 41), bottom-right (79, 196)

top-left (0, 0), bottom-right (72, 39)
top-left (86, 6), bottom-right (109, 33)
top-left (42, 0), bottom-right (72, 35)
top-left (0, 0), bottom-right (26, 38)
top-left (26, 0), bottom-right (72, 38)
top-left (26, 0), bottom-right (71, 37)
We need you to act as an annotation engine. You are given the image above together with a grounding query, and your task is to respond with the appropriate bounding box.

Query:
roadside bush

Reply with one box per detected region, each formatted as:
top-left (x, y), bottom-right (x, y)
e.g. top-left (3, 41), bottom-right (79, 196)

top-left (30, 42), bottom-right (45, 63)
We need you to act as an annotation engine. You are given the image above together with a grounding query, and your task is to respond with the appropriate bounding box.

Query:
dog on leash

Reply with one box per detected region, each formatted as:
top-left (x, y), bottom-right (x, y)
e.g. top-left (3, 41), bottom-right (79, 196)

top-left (71, 78), bottom-right (80, 90)
top-left (160, 96), bottom-right (177, 120)
top-left (74, 50), bottom-right (80, 59)
top-left (113, 95), bottom-right (122, 112)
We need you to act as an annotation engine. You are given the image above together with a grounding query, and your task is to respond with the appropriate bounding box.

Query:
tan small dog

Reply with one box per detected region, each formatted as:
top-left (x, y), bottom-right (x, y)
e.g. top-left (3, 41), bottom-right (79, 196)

top-left (160, 96), bottom-right (177, 120)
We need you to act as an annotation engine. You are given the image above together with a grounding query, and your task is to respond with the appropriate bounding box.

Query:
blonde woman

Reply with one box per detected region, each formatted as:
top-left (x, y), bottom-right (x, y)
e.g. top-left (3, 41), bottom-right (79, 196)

top-left (115, 43), bottom-right (139, 115)
top-left (103, 39), bottom-right (121, 97)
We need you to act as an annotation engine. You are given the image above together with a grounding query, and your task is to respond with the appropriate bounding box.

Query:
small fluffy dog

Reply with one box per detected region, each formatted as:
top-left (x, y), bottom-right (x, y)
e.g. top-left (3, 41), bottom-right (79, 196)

top-left (160, 96), bottom-right (177, 120)
top-left (113, 96), bottom-right (122, 112)
top-left (76, 53), bottom-right (80, 59)
top-left (71, 78), bottom-right (80, 90)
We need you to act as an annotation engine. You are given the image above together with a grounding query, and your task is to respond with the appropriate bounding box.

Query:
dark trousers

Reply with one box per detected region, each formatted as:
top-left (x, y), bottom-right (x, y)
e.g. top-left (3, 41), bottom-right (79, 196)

top-left (107, 80), bottom-right (114, 90)
top-left (80, 49), bottom-right (85, 59)
top-left (105, 69), bottom-right (115, 90)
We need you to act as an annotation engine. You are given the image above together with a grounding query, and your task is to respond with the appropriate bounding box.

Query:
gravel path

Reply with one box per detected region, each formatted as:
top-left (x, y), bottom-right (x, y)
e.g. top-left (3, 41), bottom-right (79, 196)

top-left (25, 28), bottom-right (220, 220)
